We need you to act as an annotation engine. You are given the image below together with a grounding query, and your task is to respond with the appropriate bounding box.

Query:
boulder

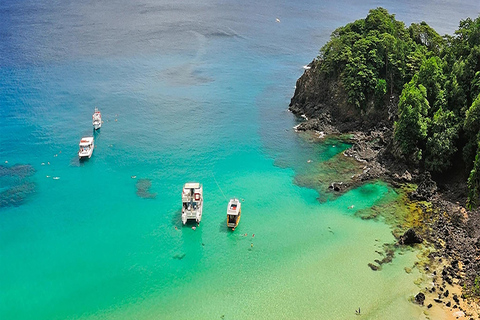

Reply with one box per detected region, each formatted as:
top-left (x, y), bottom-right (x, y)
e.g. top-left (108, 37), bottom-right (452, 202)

top-left (294, 114), bottom-right (339, 135)
top-left (415, 292), bottom-right (425, 305)
top-left (329, 182), bottom-right (347, 192)
top-left (410, 172), bottom-right (437, 201)
top-left (398, 228), bottom-right (423, 246)
top-left (368, 263), bottom-right (379, 271)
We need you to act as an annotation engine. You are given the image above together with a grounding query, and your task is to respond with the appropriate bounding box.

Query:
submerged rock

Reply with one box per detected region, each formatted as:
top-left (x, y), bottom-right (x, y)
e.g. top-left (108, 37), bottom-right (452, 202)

top-left (136, 179), bottom-right (157, 199)
top-left (172, 253), bottom-right (186, 260)
top-left (0, 164), bottom-right (36, 209)
top-left (0, 164), bottom-right (35, 178)
top-left (368, 263), bottom-right (380, 271)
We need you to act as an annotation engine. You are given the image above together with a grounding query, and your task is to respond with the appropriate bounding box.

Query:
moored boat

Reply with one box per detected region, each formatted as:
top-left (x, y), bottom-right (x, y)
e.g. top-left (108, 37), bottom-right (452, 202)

top-left (78, 137), bottom-right (94, 159)
top-left (181, 183), bottom-right (203, 225)
top-left (227, 198), bottom-right (241, 229)
top-left (92, 107), bottom-right (102, 130)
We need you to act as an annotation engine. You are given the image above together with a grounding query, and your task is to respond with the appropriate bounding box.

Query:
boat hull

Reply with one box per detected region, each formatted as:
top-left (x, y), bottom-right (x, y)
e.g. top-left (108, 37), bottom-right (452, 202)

top-left (227, 211), bottom-right (241, 228)
top-left (181, 183), bottom-right (203, 225)
top-left (182, 205), bottom-right (203, 225)
top-left (78, 151), bottom-right (93, 159)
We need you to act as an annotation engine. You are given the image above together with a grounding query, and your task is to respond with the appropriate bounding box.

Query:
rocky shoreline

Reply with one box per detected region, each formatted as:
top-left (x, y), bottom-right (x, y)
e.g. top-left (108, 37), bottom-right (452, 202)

top-left (292, 112), bottom-right (480, 317)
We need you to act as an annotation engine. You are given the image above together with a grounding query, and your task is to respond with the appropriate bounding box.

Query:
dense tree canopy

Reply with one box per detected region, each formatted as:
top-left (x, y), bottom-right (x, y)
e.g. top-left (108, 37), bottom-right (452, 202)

top-left (317, 8), bottom-right (480, 207)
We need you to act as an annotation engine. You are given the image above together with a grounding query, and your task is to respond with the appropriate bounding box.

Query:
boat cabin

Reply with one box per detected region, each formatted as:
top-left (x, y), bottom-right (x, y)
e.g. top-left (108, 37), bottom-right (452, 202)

top-left (181, 182), bottom-right (203, 225)
top-left (227, 198), bottom-right (241, 229)
top-left (78, 137), bottom-right (94, 159)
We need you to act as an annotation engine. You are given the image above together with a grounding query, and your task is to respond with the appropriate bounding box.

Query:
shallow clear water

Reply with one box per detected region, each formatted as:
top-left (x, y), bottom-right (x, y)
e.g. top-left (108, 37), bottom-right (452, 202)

top-left (1, 0), bottom-right (479, 319)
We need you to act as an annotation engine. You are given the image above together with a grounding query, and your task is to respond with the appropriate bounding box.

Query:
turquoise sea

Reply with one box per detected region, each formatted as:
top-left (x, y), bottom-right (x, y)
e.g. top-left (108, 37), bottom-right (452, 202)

top-left (1, 1), bottom-right (479, 319)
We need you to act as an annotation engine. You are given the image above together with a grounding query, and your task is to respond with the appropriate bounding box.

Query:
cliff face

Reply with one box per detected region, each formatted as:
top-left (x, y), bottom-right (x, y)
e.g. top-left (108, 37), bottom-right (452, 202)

top-left (289, 60), bottom-right (396, 132)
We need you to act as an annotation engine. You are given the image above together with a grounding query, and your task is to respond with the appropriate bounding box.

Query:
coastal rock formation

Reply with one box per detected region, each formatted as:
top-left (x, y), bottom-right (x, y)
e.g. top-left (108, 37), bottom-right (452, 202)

top-left (294, 114), bottom-right (339, 135)
top-left (288, 11), bottom-right (480, 314)
top-left (410, 172), bottom-right (438, 201)
top-left (289, 61), bottom-right (394, 132)
top-left (328, 181), bottom-right (348, 192)
top-left (398, 228), bottom-right (423, 246)
top-left (415, 292), bottom-right (425, 305)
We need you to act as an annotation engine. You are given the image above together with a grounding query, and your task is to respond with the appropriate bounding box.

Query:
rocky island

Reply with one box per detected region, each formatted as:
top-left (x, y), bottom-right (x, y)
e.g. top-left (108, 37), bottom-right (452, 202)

top-left (290, 7), bottom-right (480, 318)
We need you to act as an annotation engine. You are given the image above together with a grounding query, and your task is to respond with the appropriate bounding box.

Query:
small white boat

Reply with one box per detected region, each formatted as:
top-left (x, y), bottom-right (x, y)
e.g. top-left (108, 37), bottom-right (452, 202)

top-left (227, 198), bottom-right (241, 229)
top-left (78, 137), bottom-right (94, 159)
top-left (92, 107), bottom-right (102, 130)
top-left (181, 182), bottom-right (203, 225)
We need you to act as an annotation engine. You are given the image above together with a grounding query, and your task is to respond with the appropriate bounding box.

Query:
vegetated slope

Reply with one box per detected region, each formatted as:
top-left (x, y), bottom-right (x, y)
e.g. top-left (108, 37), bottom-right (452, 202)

top-left (290, 7), bottom-right (480, 207)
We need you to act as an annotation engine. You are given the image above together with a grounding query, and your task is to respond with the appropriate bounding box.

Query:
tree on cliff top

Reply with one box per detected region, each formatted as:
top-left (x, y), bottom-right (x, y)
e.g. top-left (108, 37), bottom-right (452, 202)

top-left (394, 76), bottom-right (429, 159)
top-left (311, 9), bottom-right (480, 208)
top-left (318, 7), bottom-right (433, 111)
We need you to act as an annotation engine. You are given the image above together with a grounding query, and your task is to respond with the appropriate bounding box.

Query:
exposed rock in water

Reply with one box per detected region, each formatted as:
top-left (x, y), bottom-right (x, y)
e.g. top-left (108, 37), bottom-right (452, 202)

top-left (398, 228), bottom-right (423, 246)
top-left (328, 181), bottom-right (348, 192)
top-left (136, 179), bottom-right (157, 199)
top-left (294, 114), bottom-right (339, 135)
top-left (415, 292), bottom-right (425, 305)
top-left (368, 263), bottom-right (380, 271)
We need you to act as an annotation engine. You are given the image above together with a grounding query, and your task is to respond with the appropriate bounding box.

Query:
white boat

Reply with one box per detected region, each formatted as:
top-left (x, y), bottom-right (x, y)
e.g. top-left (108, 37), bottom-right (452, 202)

top-left (92, 107), bottom-right (102, 130)
top-left (181, 182), bottom-right (203, 225)
top-left (227, 198), bottom-right (241, 229)
top-left (78, 137), bottom-right (94, 159)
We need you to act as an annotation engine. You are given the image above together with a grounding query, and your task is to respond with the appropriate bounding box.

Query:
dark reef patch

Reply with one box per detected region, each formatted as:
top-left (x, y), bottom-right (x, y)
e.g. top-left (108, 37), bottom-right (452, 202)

top-left (136, 178), bottom-right (157, 199)
top-left (0, 164), bottom-right (36, 209)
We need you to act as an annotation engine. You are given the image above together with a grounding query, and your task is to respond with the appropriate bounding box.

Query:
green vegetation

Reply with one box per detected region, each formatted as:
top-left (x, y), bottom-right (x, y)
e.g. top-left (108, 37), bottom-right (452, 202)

top-left (317, 8), bottom-right (480, 208)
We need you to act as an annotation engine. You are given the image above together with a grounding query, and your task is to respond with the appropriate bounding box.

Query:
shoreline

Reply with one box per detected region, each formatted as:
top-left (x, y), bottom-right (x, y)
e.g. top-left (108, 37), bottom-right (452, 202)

top-left (293, 119), bottom-right (480, 319)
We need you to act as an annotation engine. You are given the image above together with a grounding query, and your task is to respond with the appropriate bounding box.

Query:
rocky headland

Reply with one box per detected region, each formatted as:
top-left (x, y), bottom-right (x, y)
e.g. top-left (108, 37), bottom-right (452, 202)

top-left (290, 60), bottom-right (480, 318)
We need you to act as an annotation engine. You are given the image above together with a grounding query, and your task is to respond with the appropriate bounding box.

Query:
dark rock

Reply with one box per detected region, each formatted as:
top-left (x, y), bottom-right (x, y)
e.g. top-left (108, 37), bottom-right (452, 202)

top-left (136, 179), bottom-right (157, 199)
top-left (434, 298), bottom-right (443, 303)
top-left (289, 59), bottom-right (394, 132)
top-left (410, 172), bottom-right (437, 201)
top-left (444, 289), bottom-right (449, 298)
top-left (415, 292), bottom-right (425, 305)
top-left (329, 182), bottom-right (347, 192)
top-left (398, 228), bottom-right (423, 246)
top-left (452, 260), bottom-right (459, 269)
top-left (427, 304), bottom-right (433, 308)
top-left (294, 114), bottom-right (339, 135)
top-left (368, 263), bottom-right (379, 271)
top-left (453, 294), bottom-right (459, 303)
top-left (446, 301), bottom-right (451, 307)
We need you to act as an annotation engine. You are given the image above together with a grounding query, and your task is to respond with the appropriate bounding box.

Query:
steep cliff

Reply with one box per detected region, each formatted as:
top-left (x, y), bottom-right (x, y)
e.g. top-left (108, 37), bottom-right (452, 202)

top-left (289, 60), bottom-right (397, 132)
